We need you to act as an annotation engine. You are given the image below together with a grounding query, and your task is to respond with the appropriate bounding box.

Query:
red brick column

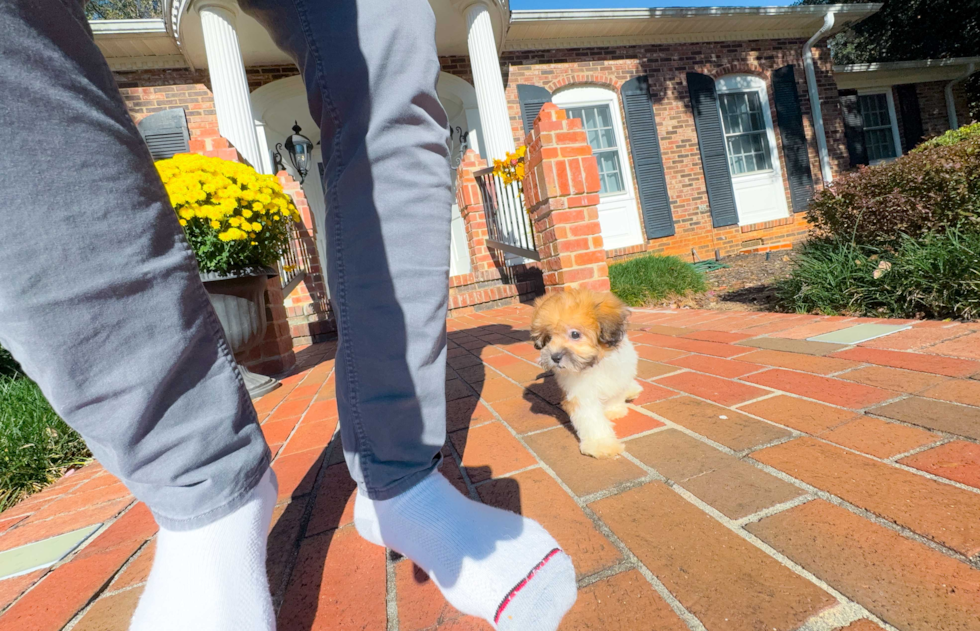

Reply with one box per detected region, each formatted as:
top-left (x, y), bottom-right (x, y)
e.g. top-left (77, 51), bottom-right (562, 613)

top-left (277, 172), bottom-right (334, 346)
top-left (523, 103), bottom-right (609, 293)
top-left (455, 149), bottom-right (495, 274)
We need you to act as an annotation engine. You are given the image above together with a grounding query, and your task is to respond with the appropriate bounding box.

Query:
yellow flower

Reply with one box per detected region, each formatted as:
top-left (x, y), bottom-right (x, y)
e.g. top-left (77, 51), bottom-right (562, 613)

top-left (242, 209), bottom-right (253, 219)
top-left (252, 222), bottom-right (262, 232)
top-left (179, 219), bottom-right (187, 226)
top-left (273, 215), bottom-right (280, 220)
top-left (210, 220), bottom-right (221, 229)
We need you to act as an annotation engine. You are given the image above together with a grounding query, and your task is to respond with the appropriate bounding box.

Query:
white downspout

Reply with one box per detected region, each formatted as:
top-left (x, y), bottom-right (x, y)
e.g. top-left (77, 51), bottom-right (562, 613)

top-left (803, 11), bottom-right (836, 185)
top-left (946, 63), bottom-right (976, 131)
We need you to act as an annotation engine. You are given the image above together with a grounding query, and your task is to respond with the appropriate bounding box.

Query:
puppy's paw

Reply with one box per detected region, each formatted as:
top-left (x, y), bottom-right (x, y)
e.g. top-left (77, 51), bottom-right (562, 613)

top-left (580, 437), bottom-right (624, 459)
top-left (625, 381), bottom-right (644, 402)
top-left (604, 404), bottom-right (629, 420)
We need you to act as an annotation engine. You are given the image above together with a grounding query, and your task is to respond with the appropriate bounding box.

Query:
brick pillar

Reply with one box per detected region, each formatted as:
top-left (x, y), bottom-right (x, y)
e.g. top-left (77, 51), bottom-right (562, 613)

top-left (455, 149), bottom-right (495, 273)
top-left (523, 103), bottom-right (609, 293)
top-left (277, 171), bottom-right (334, 345)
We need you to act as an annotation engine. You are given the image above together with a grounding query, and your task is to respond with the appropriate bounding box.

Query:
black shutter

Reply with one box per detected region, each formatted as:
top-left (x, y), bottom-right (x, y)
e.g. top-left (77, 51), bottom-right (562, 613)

top-left (896, 84), bottom-right (924, 152)
top-left (839, 90), bottom-right (868, 168)
top-left (621, 76), bottom-right (674, 238)
top-left (686, 72), bottom-right (738, 228)
top-left (772, 65), bottom-right (815, 213)
top-left (517, 85), bottom-right (553, 136)
top-left (137, 108), bottom-right (191, 161)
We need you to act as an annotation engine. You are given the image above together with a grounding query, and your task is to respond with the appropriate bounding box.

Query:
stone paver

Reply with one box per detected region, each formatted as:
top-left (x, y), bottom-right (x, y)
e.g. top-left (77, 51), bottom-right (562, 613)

top-left (744, 369), bottom-right (895, 409)
top-left (590, 482), bottom-right (836, 630)
top-left (872, 397), bottom-right (980, 440)
top-left (753, 437), bottom-right (980, 556)
top-left (900, 441), bottom-right (980, 490)
top-left (749, 500), bottom-right (980, 631)
top-left (644, 396), bottom-right (791, 450)
top-left (559, 569), bottom-right (688, 631)
top-left (818, 417), bottom-right (941, 459)
top-left (4, 308), bottom-right (980, 631)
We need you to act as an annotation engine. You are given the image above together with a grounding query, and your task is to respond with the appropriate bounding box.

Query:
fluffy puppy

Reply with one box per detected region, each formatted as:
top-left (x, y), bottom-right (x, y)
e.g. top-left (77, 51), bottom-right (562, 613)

top-left (530, 288), bottom-right (643, 459)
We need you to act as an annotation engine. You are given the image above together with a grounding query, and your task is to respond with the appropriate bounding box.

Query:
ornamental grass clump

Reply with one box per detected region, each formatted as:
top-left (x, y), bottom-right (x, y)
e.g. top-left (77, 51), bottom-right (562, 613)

top-left (156, 153), bottom-right (301, 276)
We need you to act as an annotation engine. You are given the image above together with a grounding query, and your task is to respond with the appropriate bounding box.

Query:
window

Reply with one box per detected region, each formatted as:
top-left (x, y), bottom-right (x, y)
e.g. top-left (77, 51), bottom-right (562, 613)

top-left (566, 104), bottom-right (625, 195)
top-left (718, 92), bottom-right (773, 176)
top-left (859, 93), bottom-right (898, 162)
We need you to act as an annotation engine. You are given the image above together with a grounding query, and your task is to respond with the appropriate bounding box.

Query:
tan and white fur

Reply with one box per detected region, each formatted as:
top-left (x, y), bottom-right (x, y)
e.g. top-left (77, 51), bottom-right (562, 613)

top-left (530, 288), bottom-right (642, 459)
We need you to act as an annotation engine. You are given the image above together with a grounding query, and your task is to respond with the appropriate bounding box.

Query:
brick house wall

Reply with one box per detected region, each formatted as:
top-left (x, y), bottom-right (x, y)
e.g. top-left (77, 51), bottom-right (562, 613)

top-left (916, 80), bottom-right (971, 140)
top-left (444, 40), bottom-right (844, 260)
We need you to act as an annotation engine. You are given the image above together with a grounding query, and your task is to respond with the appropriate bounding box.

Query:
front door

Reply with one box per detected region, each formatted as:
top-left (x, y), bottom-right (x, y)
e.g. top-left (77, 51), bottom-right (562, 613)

top-left (716, 76), bottom-right (789, 225)
top-left (554, 86), bottom-right (645, 250)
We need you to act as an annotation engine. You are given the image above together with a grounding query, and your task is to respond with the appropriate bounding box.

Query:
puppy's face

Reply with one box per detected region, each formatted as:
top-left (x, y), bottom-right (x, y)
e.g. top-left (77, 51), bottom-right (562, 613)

top-left (530, 288), bottom-right (629, 373)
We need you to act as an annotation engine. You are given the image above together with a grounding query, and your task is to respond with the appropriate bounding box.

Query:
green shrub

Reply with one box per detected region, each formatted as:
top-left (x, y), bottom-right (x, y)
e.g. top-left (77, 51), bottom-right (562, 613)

top-left (0, 349), bottom-right (90, 512)
top-left (913, 122), bottom-right (980, 152)
top-left (777, 228), bottom-right (980, 319)
top-left (610, 255), bottom-right (707, 307)
top-left (806, 136), bottom-right (980, 246)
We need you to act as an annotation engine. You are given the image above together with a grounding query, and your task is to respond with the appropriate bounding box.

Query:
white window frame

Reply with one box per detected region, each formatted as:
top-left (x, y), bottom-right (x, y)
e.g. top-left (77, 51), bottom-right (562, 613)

top-left (857, 88), bottom-right (903, 164)
top-left (552, 85), bottom-right (644, 249)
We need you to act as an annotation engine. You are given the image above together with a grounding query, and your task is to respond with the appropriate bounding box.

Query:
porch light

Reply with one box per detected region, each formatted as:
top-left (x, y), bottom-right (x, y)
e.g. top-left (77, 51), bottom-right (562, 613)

top-left (276, 122), bottom-right (313, 184)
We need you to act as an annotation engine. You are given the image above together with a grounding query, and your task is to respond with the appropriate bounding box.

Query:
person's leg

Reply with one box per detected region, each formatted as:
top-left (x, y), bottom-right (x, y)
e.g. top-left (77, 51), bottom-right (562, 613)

top-left (0, 1), bottom-right (275, 629)
top-left (238, 0), bottom-right (576, 627)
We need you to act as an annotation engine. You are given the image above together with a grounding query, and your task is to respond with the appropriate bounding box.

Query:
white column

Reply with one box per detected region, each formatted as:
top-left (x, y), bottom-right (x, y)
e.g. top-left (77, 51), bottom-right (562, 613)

top-left (253, 119), bottom-right (274, 174)
top-left (199, 4), bottom-right (262, 168)
top-left (460, 0), bottom-right (514, 161)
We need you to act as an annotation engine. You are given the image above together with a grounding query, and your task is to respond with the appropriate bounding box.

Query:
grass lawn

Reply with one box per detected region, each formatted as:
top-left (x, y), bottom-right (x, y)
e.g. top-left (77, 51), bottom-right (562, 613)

top-left (0, 348), bottom-right (90, 512)
top-left (610, 254), bottom-right (707, 307)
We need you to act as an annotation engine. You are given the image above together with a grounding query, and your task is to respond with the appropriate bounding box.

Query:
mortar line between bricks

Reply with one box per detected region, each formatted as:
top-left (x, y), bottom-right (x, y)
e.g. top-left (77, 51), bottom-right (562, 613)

top-left (886, 438), bottom-right (955, 463)
top-left (804, 432), bottom-right (980, 496)
top-left (95, 536), bottom-right (155, 596)
top-left (733, 495), bottom-right (816, 527)
top-left (574, 561), bottom-right (634, 589)
top-left (863, 410), bottom-right (980, 446)
top-left (471, 463), bottom-right (543, 486)
top-left (624, 405), bottom-right (980, 568)
top-left (793, 602), bottom-right (892, 631)
top-left (385, 552), bottom-right (399, 631)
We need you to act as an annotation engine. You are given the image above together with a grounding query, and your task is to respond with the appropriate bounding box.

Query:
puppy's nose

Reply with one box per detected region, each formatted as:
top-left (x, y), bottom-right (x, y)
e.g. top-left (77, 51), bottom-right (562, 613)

top-left (550, 351), bottom-right (565, 364)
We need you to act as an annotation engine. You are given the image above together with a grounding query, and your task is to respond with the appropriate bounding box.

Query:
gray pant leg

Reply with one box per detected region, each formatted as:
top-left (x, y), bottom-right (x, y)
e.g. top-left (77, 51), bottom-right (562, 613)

top-left (0, 0), bottom-right (269, 530)
top-left (239, 0), bottom-right (452, 499)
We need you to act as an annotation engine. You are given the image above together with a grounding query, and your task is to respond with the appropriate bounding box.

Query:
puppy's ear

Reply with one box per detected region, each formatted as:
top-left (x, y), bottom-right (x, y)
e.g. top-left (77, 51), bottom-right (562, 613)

top-left (595, 293), bottom-right (629, 348)
top-left (530, 294), bottom-right (556, 350)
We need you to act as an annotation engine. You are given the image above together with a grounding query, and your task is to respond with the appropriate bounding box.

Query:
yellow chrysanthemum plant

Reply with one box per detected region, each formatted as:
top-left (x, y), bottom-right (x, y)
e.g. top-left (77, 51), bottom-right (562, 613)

top-left (492, 145), bottom-right (527, 192)
top-left (156, 154), bottom-right (302, 276)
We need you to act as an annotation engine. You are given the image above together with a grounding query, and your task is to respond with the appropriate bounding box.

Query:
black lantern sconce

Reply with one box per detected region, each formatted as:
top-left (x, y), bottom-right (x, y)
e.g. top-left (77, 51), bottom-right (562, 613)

top-left (274, 121), bottom-right (314, 184)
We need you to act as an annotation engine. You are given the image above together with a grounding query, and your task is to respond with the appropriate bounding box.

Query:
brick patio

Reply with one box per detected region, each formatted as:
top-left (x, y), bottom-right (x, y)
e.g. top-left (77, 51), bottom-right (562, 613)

top-left (3, 306), bottom-right (980, 631)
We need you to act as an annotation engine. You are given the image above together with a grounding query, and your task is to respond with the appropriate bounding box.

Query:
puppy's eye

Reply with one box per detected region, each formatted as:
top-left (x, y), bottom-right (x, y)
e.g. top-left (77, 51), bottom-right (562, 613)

top-left (569, 330), bottom-right (581, 340)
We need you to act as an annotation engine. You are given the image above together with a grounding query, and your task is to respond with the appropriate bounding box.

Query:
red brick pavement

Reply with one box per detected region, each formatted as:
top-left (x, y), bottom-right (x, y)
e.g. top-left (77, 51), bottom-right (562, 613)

top-left (3, 307), bottom-right (980, 630)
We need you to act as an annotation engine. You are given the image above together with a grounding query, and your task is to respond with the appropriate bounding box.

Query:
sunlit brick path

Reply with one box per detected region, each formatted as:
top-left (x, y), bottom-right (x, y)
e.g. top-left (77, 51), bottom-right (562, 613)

top-left (3, 305), bottom-right (980, 630)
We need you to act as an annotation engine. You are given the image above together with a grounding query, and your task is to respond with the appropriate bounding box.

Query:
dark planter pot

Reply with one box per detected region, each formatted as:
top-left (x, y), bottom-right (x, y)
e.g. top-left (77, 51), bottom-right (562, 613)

top-left (200, 267), bottom-right (281, 399)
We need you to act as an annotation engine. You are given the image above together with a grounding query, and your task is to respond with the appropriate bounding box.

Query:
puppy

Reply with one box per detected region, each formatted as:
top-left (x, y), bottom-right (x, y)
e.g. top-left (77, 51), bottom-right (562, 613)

top-left (530, 288), bottom-right (643, 459)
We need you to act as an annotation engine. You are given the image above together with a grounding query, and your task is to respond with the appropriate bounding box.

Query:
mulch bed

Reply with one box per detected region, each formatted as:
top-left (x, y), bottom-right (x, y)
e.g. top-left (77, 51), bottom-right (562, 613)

top-left (650, 251), bottom-right (796, 312)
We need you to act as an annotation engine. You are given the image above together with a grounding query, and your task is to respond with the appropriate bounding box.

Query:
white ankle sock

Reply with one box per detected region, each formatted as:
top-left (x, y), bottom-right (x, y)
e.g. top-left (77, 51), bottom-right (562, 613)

top-left (130, 469), bottom-right (278, 631)
top-left (354, 470), bottom-right (577, 630)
